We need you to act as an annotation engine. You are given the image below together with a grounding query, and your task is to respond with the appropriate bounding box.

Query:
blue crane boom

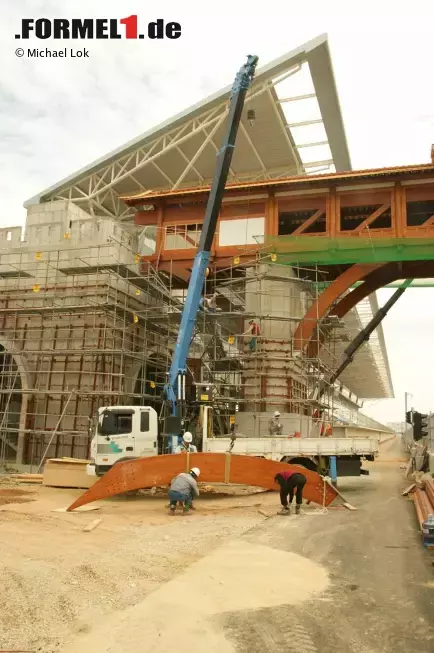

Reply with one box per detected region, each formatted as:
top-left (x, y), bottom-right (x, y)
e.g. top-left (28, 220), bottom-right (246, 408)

top-left (164, 55), bottom-right (259, 447)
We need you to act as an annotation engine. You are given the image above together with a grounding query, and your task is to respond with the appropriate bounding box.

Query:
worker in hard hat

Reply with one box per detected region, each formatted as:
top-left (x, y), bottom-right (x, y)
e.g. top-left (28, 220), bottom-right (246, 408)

top-left (268, 410), bottom-right (283, 436)
top-left (174, 431), bottom-right (197, 454)
top-left (167, 467), bottom-right (200, 515)
top-left (200, 293), bottom-right (221, 313)
top-left (243, 319), bottom-right (260, 352)
top-left (274, 469), bottom-right (307, 515)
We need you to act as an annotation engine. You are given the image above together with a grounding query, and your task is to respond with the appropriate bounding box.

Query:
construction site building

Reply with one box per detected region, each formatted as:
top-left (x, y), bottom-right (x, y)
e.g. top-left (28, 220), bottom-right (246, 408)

top-left (0, 35), bottom-right (396, 466)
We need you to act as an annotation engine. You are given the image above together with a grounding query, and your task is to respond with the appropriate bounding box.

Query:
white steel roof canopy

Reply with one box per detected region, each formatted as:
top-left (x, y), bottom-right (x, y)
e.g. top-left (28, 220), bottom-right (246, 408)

top-left (334, 297), bottom-right (394, 399)
top-left (24, 34), bottom-right (351, 222)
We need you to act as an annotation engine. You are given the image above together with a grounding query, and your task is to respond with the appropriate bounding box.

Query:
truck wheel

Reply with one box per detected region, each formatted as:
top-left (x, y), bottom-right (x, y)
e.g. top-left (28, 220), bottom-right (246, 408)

top-left (113, 457), bottom-right (140, 496)
top-left (284, 457), bottom-right (317, 473)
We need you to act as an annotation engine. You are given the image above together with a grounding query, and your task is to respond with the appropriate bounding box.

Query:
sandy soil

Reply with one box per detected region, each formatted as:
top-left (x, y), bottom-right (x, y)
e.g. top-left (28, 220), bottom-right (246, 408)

top-left (1, 437), bottom-right (433, 653)
top-left (0, 481), bottom-right (272, 652)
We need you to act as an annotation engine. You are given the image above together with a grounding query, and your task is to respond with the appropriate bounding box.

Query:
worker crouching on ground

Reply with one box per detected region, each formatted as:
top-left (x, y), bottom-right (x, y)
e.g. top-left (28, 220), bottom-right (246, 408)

top-left (274, 469), bottom-right (307, 515)
top-left (168, 467), bottom-right (200, 515)
top-left (174, 431), bottom-right (197, 453)
top-left (269, 410), bottom-right (283, 435)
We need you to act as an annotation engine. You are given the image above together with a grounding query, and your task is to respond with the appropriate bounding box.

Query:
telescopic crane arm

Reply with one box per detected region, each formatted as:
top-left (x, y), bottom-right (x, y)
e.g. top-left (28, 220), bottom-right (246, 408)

top-left (316, 279), bottom-right (413, 399)
top-left (163, 55), bottom-right (259, 436)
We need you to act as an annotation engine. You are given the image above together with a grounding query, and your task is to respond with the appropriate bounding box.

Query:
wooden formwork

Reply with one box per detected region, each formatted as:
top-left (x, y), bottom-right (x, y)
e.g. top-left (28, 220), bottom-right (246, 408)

top-left (67, 453), bottom-right (339, 512)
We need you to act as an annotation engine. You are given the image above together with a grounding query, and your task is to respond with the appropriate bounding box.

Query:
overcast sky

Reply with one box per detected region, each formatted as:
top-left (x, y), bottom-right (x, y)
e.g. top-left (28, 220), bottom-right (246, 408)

top-left (1, 0), bottom-right (434, 424)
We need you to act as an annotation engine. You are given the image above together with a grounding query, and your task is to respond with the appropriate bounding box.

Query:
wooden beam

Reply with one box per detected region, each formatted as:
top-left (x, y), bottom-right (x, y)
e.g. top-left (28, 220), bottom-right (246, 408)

top-left (395, 184), bottom-right (405, 237)
top-left (423, 213), bottom-right (434, 227)
top-left (291, 209), bottom-right (323, 236)
top-left (328, 189), bottom-right (338, 237)
top-left (158, 262), bottom-right (191, 283)
top-left (354, 203), bottom-right (390, 232)
top-left (135, 211), bottom-right (160, 226)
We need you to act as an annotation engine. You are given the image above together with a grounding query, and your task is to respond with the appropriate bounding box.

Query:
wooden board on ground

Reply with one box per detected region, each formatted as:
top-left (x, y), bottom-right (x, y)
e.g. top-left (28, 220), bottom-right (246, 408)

top-left (53, 505), bottom-right (101, 513)
top-left (10, 474), bottom-right (43, 484)
top-left (402, 483), bottom-right (416, 496)
top-left (83, 518), bottom-right (102, 532)
top-left (43, 458), bottom-right (97, 489)
top-left (324, 481), bottom-right (358, 511)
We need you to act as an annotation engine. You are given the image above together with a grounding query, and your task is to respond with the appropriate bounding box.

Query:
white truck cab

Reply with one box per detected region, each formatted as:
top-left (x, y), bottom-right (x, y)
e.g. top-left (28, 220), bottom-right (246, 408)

top-left (89, 406), bottom-right (159, 476)
top-left (87, 404), bottom-right (380, 482)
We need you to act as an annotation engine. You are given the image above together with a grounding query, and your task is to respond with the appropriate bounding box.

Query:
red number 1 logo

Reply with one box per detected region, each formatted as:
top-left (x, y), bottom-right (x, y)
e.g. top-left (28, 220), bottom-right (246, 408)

top-left (120, 15), bottom-right (138, 39)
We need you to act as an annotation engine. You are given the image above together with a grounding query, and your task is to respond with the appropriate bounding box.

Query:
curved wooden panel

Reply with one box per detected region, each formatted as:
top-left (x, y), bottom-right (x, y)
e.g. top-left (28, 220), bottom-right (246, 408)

top-left (67, 454), bottom-right (338, 511)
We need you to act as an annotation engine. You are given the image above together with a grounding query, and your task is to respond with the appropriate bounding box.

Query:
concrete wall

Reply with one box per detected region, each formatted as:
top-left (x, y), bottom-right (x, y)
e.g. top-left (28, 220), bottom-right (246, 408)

top-left (0, 203), bottom-right (171, 465)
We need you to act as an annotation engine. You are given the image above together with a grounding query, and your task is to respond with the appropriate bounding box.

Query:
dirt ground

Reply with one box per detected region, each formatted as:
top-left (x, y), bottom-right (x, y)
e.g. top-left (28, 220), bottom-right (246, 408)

top-left (1, 438), bottom-right (434, 653)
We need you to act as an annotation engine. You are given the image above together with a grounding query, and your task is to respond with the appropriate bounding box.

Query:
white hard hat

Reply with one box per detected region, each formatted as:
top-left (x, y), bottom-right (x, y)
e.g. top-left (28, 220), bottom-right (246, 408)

top-left (274, 411), bottom-right (280, 417)
top-left (190, 467), bottom-right (200, 478)
top-left (183, 432), bottom-right (193, 443)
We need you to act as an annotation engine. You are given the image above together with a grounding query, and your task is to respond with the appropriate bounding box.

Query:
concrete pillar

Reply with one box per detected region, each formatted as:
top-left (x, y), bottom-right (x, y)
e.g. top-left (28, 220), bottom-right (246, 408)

top-left (237, 264), bottom-right (312, 437)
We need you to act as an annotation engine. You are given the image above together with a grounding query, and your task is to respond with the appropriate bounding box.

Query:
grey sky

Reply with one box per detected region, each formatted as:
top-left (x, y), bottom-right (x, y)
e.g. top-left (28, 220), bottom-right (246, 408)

top-left (1, 0), bottom-right (434, 423)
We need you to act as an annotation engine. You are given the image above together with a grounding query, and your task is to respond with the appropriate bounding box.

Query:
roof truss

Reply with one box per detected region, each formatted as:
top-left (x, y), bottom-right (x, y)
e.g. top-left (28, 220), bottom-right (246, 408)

top-left (25, 35), bottom-right (351, 221)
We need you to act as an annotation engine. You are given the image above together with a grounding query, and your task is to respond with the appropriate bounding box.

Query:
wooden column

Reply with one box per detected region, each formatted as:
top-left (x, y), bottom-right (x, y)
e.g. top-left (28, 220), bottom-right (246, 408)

top-left (327, 188), bottom-right (338, 237)
top-left (394, 183), bottom-right (406, 238)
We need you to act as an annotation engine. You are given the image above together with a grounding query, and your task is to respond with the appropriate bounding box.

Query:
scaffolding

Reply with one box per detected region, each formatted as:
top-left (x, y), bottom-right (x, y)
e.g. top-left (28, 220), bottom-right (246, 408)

top-left (0, 230), bottom-right (388, 468)
top-left (0, 235), bottom-right (185, 466)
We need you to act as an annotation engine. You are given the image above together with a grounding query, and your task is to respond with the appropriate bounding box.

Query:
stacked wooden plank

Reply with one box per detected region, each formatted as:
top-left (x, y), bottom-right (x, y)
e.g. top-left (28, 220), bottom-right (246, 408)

top-left (43, 458), bottom-right (97, 489)
top-left (412, 478), bottom-right (434, 549)
top-left (8, 473), bottom-right (43, 484)
top-left (425, 478), bottom-right (434, 507)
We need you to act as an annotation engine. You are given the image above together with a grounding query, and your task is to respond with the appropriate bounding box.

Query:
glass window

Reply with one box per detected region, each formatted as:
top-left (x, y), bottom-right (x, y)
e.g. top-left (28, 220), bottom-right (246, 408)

top-left (140, 411), bottom-right (150, 432)
top-left (98, 412), bottom-right (133, 436)
top-left (138, 225), bottom-right (157, 255)
top-left (218, 217), bottom-right (265, 246)
top-left (165, 224), bottom-right (202, 250)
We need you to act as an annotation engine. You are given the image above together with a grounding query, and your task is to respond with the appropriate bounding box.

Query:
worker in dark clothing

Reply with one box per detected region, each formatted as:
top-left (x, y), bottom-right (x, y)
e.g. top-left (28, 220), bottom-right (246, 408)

top-left (274, 469), bottom-right (307, 515)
